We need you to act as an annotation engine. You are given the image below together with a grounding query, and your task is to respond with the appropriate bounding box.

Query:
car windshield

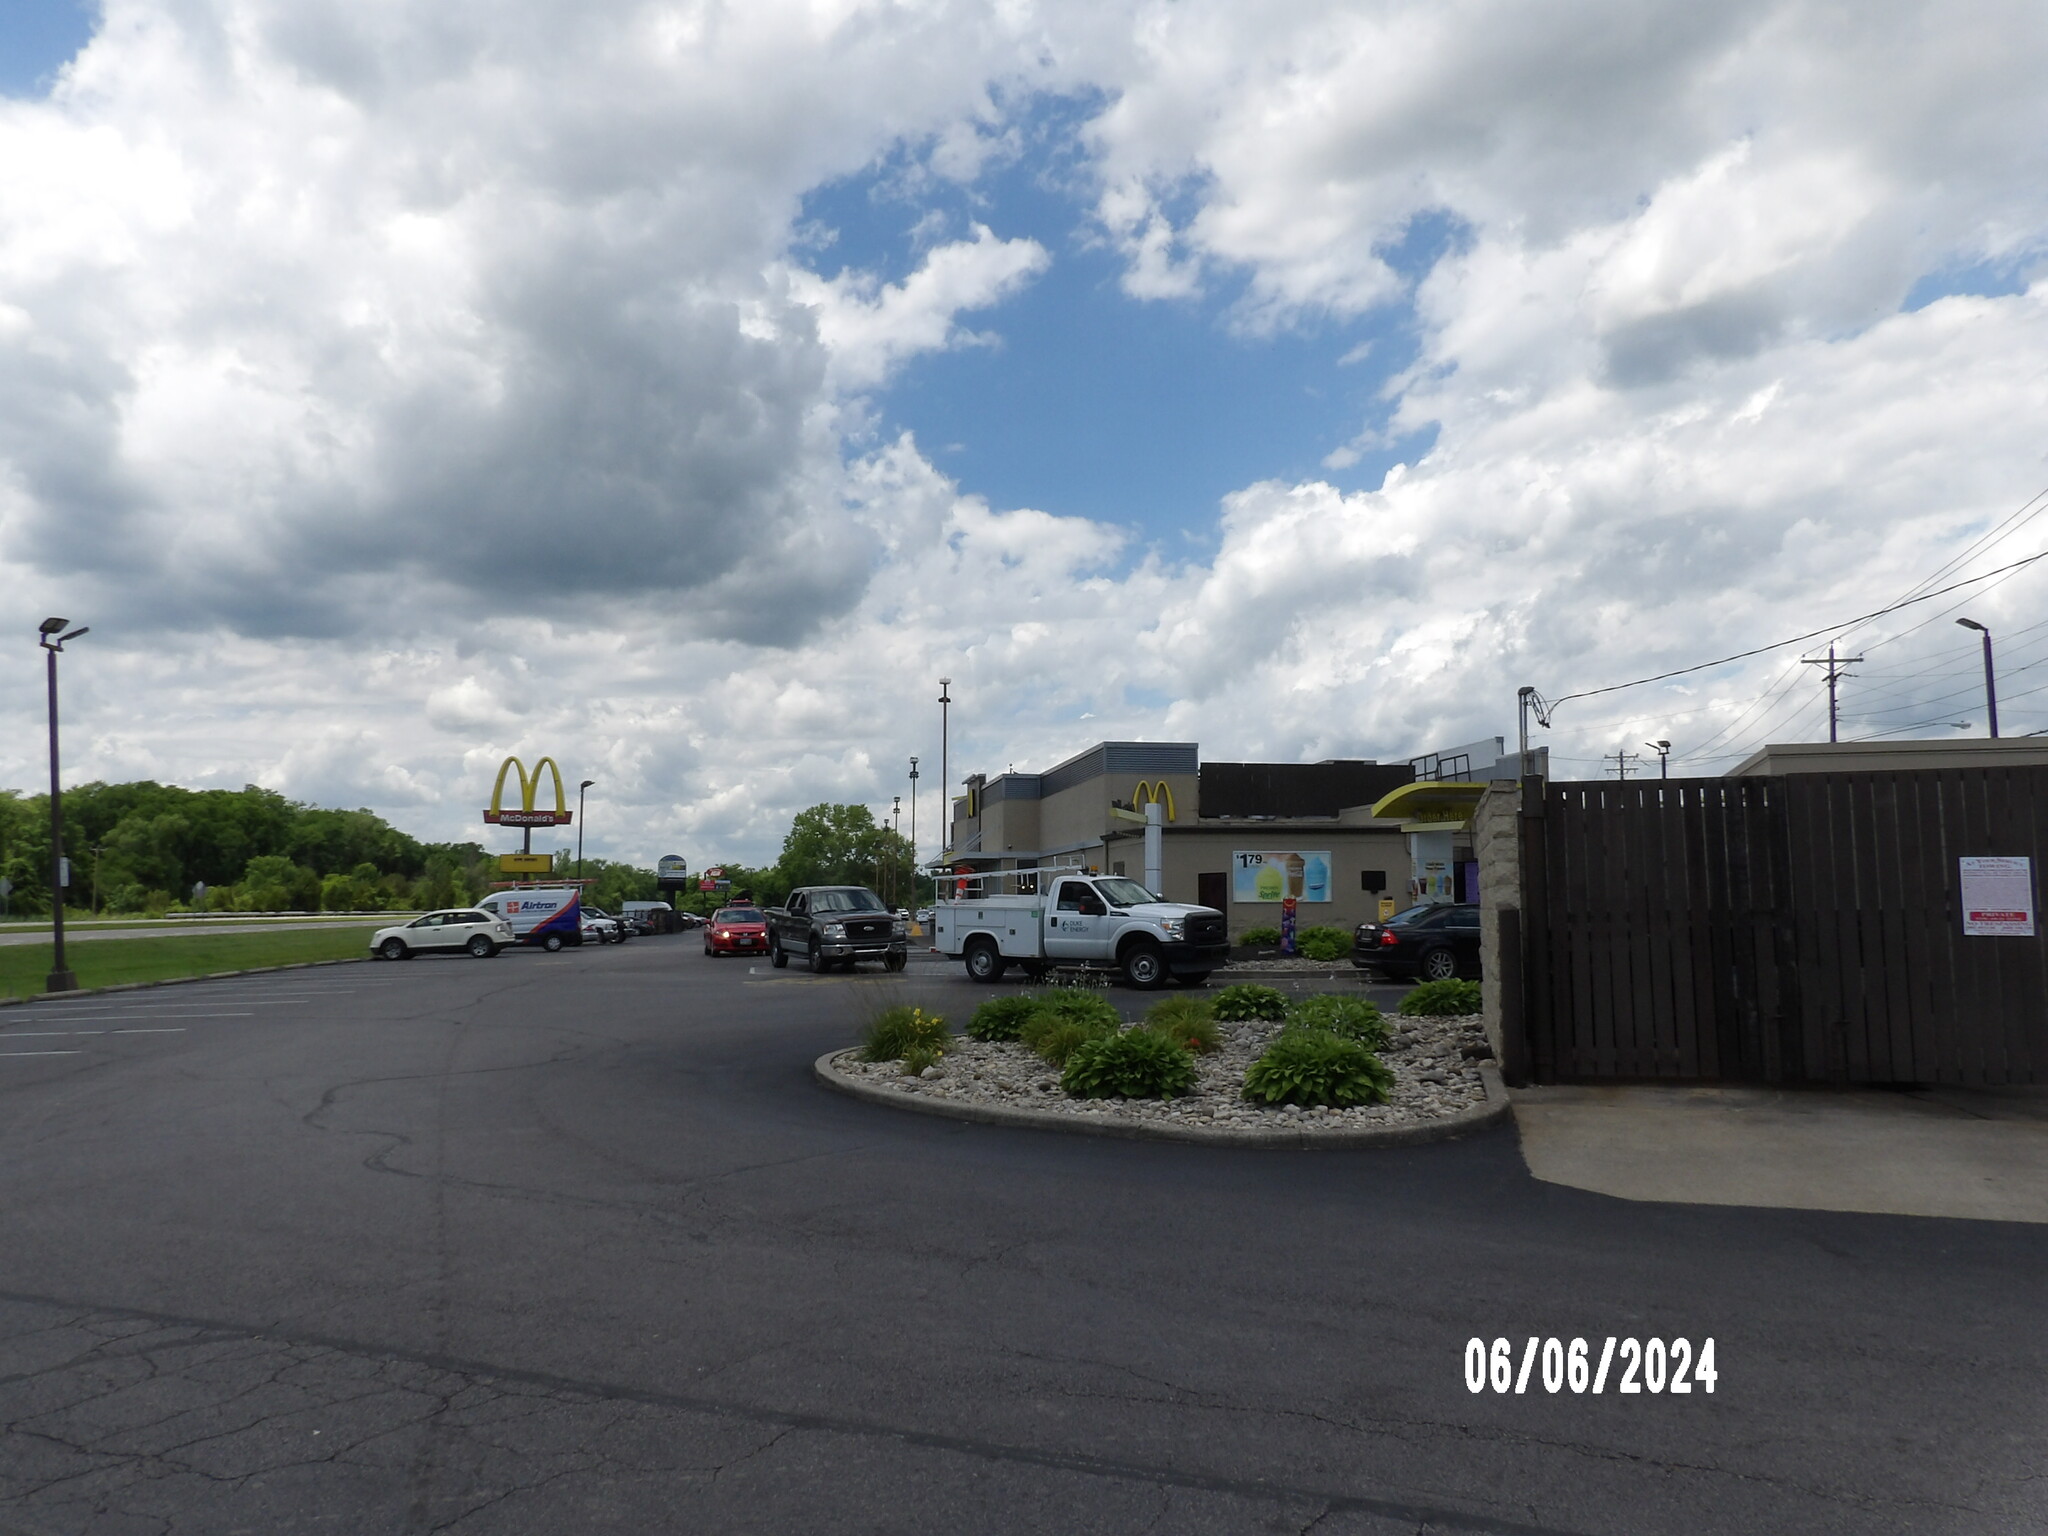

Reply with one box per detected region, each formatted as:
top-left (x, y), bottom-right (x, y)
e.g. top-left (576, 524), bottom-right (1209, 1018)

top-left (809, 889), bottom-right (885, 912)
top-left (715, 908), bottom-right (764, 924)
top-left (1093, 878), bottom-right (1159, 907)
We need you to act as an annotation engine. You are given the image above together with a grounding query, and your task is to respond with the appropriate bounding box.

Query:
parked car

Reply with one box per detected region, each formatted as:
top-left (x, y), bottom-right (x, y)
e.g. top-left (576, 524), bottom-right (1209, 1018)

top-left (704, 906), bottom-right (769, 957)
top-left (1352, 902), bottom-right (1481, 981)
top-left (914, 907), bottom-right (935, 927)
top-left (371, 909), bottom-right (516, 961)
top-left (582, 904), bottom-right (631, 943)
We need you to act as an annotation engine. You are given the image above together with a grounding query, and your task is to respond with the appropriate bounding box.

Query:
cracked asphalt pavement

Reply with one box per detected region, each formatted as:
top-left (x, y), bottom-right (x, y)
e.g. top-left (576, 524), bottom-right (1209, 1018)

top-left (0, 943), bottom-right (2042, 1534)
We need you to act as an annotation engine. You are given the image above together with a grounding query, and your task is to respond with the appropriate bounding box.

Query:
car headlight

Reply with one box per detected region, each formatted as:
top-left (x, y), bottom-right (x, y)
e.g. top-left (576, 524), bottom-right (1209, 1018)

top-left (892, 920), bottom-right (907, 937)
top-left (823, 922), bottom-right (847, 938)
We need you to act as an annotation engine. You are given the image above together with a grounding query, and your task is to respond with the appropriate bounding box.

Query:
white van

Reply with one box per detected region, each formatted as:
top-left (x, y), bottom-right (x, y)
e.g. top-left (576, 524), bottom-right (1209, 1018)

top-left (474, 887), bottom-right (584, 950)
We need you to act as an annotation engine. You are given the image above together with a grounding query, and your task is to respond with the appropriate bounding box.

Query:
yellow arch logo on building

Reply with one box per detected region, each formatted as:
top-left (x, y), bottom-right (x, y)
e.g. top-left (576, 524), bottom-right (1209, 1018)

top-left (1132, 780), bottom-right (1177, 822)
top-left (484, 755), bottom-right (574, 826)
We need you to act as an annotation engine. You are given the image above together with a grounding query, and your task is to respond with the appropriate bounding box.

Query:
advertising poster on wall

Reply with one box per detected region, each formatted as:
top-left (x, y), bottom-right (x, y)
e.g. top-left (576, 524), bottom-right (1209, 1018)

top-left (1232, 850), bottom-right (1332, 903)
top-left (1960, 856), bottom-right (2036, 936)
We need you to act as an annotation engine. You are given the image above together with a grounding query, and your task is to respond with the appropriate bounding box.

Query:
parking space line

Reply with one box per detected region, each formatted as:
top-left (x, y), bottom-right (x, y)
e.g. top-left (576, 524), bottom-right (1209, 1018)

top-left (113, 1028), bottom-right (187, 1034)
top-left (0, 1051), bottom-right (81, 1057)
top-left (4, 1031), bottom-right (104, 1036)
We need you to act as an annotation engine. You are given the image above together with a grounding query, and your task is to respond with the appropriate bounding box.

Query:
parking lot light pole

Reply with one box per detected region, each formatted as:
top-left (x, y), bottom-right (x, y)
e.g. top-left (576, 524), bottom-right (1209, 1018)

top-left (1956, 619), bottom-right (1999, 738)
top-left (1647, 740), bottom-right (1671, 779)
top-left (908, 756), bottom-right (918, 877)
top-left (938, 679), bottom-right (951, 862)
top-left (39, 617), bottom-right (89, 993)
top-left (577, 779), bottom-right (595, 881)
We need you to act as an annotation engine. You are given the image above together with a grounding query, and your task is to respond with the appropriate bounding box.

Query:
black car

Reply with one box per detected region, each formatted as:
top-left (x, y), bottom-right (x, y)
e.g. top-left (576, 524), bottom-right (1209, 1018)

top-left (1353, 903), bottom-right (1480, 981)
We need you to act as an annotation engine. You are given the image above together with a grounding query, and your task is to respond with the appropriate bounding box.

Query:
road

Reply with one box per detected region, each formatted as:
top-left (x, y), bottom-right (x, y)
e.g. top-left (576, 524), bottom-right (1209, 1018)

top-left (0, 941), bottom-right (2040, 1534)
top-left (0, 917), bottom-right (375, 948)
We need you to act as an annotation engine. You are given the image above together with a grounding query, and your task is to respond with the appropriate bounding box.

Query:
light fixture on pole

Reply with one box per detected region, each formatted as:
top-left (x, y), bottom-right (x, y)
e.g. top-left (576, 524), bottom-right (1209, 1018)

top-left (937, 678), bottom-right (952, 861)
top-left (1956, 619), bottom-right (1999, 738)
top-left (38, 617), bottom-right (89, 993)
top-left (908, 756), bottom-right (919, 898)
top-left (1647, 740), bottom-right (1671, 779)
top-left (577, 779), bottom-right (595, 880)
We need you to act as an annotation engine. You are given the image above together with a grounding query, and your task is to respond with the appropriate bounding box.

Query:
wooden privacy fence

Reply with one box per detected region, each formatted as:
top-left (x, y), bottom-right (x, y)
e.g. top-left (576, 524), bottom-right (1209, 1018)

top-left (1518, 767), bottom-right (2048, 1085)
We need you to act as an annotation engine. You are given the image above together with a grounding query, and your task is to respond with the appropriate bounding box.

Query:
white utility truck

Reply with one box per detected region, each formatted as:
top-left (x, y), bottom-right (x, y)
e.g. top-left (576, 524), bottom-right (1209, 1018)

top-left (933, 866), bottom-right (1228, 988)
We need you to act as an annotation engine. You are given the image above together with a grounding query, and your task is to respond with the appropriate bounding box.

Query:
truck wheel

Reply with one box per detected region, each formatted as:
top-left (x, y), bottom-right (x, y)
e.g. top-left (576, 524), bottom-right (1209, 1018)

top-left (1121, 940), bottom-right (1167, 990)
top-left (770, 938), bottom-right (788, 968)
top-left (965, 939), bottom-right (1007, 983)
top-left (542, 933), bottom-right (565, 953)
top-left (809, 939), bottom-right (831, 975)
top-left (884, 951), bottom-right (907, 972)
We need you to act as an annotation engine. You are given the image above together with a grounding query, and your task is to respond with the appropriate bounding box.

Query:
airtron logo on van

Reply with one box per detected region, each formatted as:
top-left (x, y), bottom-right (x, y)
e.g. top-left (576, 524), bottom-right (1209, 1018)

top-left (484, 755), bottom-right (576, 827)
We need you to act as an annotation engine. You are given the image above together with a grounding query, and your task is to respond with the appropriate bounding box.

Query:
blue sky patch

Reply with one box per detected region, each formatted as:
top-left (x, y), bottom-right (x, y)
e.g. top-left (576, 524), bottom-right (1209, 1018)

top-left (0, 0), bottom-right (94, 96)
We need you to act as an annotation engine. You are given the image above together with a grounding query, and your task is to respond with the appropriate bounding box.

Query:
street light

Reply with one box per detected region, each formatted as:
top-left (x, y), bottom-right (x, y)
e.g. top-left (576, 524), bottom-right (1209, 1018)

top-left (1646, 740), bottom-right (1671, 779)
top-left (577, 779), bottom-right (595, 881)
top-left (91, 844), bottom-right (103, 916)
top-left (908, 756), bottom-right (919, 906)
top-left (938, 678), bottom-right (952, 862)
top-left (39, 617), bottom-right (89, 993)
top-left (1956, 619), bottom-right (2000, 738)
top-left (890, 794), bottom-right (902, 906)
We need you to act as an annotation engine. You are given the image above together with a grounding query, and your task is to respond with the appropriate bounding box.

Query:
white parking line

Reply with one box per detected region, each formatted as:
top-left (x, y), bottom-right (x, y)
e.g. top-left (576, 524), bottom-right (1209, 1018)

top-left (7, 1013), bottom-right (250, 1023)
top-left (0, 1051), bottom-right (81, 1057)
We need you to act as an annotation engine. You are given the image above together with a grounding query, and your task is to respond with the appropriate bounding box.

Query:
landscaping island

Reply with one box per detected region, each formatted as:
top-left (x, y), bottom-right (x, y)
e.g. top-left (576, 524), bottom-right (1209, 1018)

top-left (816, 982), bottom-right (1510, 1148)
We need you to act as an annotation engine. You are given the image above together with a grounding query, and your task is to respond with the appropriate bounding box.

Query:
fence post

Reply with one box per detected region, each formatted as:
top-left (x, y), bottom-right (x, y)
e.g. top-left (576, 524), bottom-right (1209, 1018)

top-left (1498, 906), bottom-right (1530, 1085)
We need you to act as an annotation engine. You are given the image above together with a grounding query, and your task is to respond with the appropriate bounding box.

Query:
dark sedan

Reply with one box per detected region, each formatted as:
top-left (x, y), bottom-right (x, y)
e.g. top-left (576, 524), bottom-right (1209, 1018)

top-left (1353, 902), bottom-right (1481, 981)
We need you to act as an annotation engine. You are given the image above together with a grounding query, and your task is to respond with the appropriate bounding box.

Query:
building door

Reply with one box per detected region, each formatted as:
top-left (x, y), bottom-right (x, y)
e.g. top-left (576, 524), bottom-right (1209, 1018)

top-left (1197, 872), bottom-right (1227, 913)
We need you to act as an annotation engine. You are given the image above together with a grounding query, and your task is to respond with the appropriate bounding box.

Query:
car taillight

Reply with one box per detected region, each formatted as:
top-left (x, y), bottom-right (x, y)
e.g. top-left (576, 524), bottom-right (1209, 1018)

top-left (1380, 931), bottom-right (1400, 947)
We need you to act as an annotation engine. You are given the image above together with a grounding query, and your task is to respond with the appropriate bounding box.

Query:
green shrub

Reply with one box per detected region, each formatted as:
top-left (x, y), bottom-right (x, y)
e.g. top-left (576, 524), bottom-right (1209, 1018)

top-left (1296, 925), bottom-right (1352, 962)
top-left (1398, 979), bottom-right (1484, 1017)
top-left (858, 1005), bottom-right (951, 1062)
top-left (1026, 988), bottom-right (1125, 1029)
top-left (1236, 925), bottom-right (1282, 946)
top-left (1061, 1029), bottom-right (1196, 1099)
top-left (1284, 993), bottom-right (1388, 1049)
top-left (1142, 995), bottom-right (1221, 1054)
top-left (899, 1043), bottom-right (943, 1076)
top-left (1211, 982), bottom-right (1289, 1022)
top-left (1025, 1016), bottom-right (1116, 1067)
top-left (966, 994), bottom-right (1042, 1042)
top-left (1242, 1030), bottom-right (1394, 1108)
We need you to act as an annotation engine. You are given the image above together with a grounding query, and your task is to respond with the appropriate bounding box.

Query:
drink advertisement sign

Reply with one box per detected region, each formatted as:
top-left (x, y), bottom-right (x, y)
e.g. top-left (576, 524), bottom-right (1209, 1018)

top-left (1231, 850), bottom-right (1332, 903)
top-left (1961, 856), bottom-right (2036, 936)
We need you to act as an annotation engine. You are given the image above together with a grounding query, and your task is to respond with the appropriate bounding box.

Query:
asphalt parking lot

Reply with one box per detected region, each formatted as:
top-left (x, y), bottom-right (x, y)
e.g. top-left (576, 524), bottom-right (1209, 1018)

top-left (0, 939), bottom-right (2042, 1534)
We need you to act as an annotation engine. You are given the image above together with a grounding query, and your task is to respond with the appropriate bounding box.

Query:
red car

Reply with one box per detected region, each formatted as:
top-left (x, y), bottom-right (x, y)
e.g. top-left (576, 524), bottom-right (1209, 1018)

top-left (703, 906), bottom-right (769, 957)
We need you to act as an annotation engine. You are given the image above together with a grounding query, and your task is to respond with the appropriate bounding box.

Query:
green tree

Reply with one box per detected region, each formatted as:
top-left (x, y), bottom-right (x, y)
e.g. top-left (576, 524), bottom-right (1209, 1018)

top-left (773, 804), bottom-right (915, 906)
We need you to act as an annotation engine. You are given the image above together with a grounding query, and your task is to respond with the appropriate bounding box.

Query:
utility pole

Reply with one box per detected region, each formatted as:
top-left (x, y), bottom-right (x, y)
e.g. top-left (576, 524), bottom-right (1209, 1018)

top-left (1606, 750), bottom-right (1640, 779)
top-left (1802, 645), bottom-right (1863, 743)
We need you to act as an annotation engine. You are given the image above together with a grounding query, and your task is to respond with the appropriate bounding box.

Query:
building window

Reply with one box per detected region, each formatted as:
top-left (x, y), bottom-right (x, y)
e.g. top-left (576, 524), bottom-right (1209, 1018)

top-left (1112, 861), bottom-right (1125, 876)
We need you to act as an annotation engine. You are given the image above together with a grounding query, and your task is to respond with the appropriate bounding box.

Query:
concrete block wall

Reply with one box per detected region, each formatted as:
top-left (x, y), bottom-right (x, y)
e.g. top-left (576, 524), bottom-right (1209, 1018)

top-left (1471, 780), bottom-right (1522, 1068)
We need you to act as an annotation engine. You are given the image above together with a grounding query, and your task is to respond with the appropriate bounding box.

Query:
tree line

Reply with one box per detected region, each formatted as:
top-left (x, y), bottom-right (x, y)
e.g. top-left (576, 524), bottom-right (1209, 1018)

top-left (672, 802), bottom-right (924, 914)
top-left (0, 781), bottom-right (661, 918)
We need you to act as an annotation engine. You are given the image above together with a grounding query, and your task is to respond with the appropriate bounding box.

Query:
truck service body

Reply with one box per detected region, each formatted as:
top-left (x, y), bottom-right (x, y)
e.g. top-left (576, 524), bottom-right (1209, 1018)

top-left (934, 871), bottom-right (1227, 988)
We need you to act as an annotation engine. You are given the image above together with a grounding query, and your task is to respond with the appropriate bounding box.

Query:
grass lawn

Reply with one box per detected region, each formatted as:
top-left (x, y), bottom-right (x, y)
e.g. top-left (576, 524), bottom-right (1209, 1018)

top-left (0, 927), bottom-right (379, 1001)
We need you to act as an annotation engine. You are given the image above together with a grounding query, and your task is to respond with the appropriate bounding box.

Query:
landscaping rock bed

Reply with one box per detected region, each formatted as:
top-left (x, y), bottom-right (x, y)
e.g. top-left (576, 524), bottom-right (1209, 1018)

top-left (818, 1011), bottom-right (1501, 1144)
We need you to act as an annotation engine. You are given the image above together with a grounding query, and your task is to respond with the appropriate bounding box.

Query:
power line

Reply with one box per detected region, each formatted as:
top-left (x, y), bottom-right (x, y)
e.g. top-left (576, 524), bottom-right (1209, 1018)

top-left (1545, 545), bottom-right (2048, 714)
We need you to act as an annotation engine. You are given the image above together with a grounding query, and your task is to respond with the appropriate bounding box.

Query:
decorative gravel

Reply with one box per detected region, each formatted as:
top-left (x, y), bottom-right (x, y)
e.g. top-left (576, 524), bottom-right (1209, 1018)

top-left (829, 1011), bottom-right (1494, 1133)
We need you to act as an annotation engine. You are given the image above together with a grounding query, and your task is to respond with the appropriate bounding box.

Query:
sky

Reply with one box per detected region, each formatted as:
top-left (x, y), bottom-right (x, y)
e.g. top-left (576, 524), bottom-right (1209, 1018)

top-left (3, 0), bottom-right (2047, 872)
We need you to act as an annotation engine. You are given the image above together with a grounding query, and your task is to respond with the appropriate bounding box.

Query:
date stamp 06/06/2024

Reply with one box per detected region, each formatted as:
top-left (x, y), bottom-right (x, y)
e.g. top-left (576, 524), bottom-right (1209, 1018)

top-left (1465, 1338), bottom-right (1717, 1396)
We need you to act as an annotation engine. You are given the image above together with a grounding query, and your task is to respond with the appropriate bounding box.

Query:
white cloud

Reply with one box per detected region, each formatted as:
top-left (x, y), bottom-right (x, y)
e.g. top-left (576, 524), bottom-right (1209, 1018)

top-left (5, 0), bottom-right (2048, 871)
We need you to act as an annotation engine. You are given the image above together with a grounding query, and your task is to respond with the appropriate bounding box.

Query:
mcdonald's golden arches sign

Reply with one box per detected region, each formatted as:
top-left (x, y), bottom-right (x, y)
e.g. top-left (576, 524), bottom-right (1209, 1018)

top-left (484, 755), bottom-right (575, 827)
top-left (1131, 780), bottom-right (1177, 821)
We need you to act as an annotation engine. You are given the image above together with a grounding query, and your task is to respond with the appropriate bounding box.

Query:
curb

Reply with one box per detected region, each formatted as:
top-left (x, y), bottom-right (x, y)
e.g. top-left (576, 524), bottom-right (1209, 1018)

top-left (813, 1051), bottom-right (1511, 1149)
top-left (0, 957), bottom-right (372, 1008)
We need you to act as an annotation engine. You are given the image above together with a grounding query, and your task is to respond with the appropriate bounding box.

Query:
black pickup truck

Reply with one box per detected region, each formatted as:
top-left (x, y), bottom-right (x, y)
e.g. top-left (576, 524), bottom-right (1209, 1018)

top-left (767, 886), bottom-right (909, 973)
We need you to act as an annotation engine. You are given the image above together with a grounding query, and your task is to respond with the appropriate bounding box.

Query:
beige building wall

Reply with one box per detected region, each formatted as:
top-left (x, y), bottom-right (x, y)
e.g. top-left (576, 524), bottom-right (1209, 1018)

top-left (1100, 822), bottom-right (1409, 935)
top-left (1729, 739), bottom-right (2048, 775)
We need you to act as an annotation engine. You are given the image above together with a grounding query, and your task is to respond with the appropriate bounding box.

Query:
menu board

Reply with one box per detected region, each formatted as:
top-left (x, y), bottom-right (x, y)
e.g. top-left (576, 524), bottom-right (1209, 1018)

top-left (1231, 850), bottom-right (1333, 903)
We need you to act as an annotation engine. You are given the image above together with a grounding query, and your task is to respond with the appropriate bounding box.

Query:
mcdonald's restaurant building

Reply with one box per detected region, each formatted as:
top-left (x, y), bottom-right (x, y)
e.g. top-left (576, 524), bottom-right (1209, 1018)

top-left (944, 740), bottom-right (1494, 936)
